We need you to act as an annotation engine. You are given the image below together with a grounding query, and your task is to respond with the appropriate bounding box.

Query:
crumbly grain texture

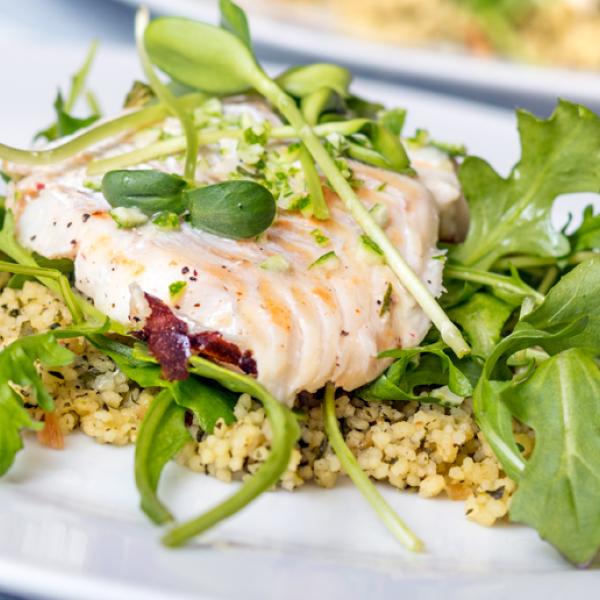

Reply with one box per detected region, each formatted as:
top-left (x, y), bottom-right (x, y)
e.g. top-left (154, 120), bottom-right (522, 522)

top-left (1, 279), bottom-right (527, 526)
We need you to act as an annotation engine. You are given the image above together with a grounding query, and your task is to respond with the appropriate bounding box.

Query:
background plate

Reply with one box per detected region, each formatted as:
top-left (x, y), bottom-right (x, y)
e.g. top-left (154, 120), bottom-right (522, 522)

top-left (115, 0), bottom-right (600, 112)
top-left (0, 39), bottom-right (598, 600)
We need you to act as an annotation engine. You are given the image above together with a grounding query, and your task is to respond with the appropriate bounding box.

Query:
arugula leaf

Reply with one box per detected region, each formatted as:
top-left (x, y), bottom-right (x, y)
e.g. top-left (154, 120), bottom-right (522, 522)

top-left (503, 349), bottom-right (600, 565)
top-left (517, 258), bottom-right (600, 353)
top-left (170, 377), bottom-right (237, 433)
top-left (7, 254), bottom-right (74, 290)
top-left (134, 389), bottom-right (191, 524)
top-left (570, 205), bottom-right (600, 253)
top-left (88, 335), bottom-right (236, 432)
top-left (359, 342), bottom-right (473, 405)
top-left (452, 101), bottom-right (600, 269)
top-left (35, 41), bottom-right (100, 142)
top-left (449, 293), bottom-right (514, 358)
top-left (0, 333), bottom-right (75, 475)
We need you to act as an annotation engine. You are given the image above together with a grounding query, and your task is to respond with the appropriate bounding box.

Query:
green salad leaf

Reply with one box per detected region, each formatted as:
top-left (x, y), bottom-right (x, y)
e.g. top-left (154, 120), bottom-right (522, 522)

top-left (516, 257), bottom-right (600, 353)
top-left (448, 293), bottom-right (514, 358)
top-left (503, 349), bottom-right (600, 565)
top-left (102, 169), bottom-right (188, 215)
top-left (219, 0), bottom-right (252, 50)
top-left (35, 41), bottom-right (100, 142)
top-left (452, 101), bottom-right (600, 269)
top-left (570, 205), bottom-right (600, 253)
top-left (188, 180), bottom-right (276, 239)
top-left (360, 341), bottom-right (473, 405)
top-left (0, 333), bottom-right (75, 476)
top-left (135, 389), bottom-right (191, 524)
top-left (472, 260), bottom-right (600, 563)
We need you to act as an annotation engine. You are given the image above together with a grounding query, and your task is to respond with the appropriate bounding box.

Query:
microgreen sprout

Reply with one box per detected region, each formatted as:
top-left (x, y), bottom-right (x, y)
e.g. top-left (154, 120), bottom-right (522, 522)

top-left (323, 383), bottom-right (423, 552)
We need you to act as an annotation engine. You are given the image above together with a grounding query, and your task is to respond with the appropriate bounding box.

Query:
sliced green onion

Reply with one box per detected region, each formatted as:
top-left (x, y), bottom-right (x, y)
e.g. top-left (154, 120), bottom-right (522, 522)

top-left (323, 383), bottom-right (423, 552)
top-left (169, 280), bottom-right (187, 299)
top-left (260, 254), bottom-right (290, 273)
top-left (110, 206), bottom-right (149, 229)
top-left (309, 251), bottom-right (340, 271)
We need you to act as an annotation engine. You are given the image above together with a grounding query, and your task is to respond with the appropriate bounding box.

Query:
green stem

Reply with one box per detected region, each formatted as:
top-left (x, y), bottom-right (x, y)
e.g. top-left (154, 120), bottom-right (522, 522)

top-left (493, 255), bottom-right (558, 270)
top-left (445, 264), bottom-right (545, 303)
top-left (162, 356), bottom-right (299, 546)
top-left (135, 389), bottom-right (180, 525)
top-left (0, 96), bottom-right (204, 167)
top-left (537, 266), bottom-right (559, 295)
top-left (136, 8), bottom-right (199, 180)
top-left (0, 260), bottom-right (84, 323)
top-left (65, 40), bottom-right (99, 113)
top-left (323, 383), bottom-right (423, 552)
top-left (86, 119), bottom-right (368, 175)
top-left (252, 74), bottom-right (469, 357)
top-left (298, 143), bottom-right (329, 220)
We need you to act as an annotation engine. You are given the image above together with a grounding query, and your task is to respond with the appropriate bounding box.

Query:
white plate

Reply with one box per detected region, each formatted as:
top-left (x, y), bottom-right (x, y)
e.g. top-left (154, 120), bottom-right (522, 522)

top-left (0, 38), bottom-right (598, 600)
top-left (115, 0), bottom-right (600, 109)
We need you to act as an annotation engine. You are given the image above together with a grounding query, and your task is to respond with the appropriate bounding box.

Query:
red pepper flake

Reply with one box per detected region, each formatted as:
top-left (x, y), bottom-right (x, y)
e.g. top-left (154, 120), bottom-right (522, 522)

top-left (134, 293), bottom-right (257, 380)
top-left (36, 182), bottom-right (46, 191)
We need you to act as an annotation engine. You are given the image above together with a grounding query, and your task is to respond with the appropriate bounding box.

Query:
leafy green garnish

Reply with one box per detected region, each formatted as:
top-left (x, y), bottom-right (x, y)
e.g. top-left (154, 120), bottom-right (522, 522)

top-left (448, 293), bottom-right (513, 358)
top-left (570, 205), bottom-right (600, 254)
top-left (360, 341), bottom-right (473, 405)
top-left (135, 389), bottom-right (191, 524)
top-left (188, 180), bottom-right (276, 239)
top-left (502, 349), bottom-right (600, 566)
top-left (0, 333), bottom-right (75, 476)
top-left (219, 0), bottom-right (252, 50)
top-left (35, 41), bottom-right (100, 142)
top-left (452, 101), bottom-right (600, 269)
top-left (472, 260), bottom-right (600, 563)
top-left (136, 8), bottom-right (199, 180)
top-left (102, 170), bottom-right (188, 215)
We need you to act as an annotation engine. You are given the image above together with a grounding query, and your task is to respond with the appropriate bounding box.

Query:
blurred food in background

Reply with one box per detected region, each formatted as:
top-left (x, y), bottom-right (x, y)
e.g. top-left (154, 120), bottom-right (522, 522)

top-left (259, 0), bottom-right (600, 69)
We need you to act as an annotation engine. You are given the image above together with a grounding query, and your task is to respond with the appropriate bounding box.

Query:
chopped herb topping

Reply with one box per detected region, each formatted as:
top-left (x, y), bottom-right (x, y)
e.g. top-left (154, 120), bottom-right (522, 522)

top-left (109, 206), bottom-right (149, 229)
top-left (309, 251), bottom-right (340, 271)
top-left (259, 254), bottom-right (291, 273)
top-left (153, 211), bottom-right (181, 230)
top-left (310, 228), bottom-right (330, 246)
top-left (169, 280), bottom-right (187, 299)
top-left (379, 282), bottom-right (393, 317)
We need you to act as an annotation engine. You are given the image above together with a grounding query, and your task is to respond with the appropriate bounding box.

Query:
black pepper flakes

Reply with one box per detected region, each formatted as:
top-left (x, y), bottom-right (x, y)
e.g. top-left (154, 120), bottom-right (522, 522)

top-left (82, 213), bottom-right (91, 223)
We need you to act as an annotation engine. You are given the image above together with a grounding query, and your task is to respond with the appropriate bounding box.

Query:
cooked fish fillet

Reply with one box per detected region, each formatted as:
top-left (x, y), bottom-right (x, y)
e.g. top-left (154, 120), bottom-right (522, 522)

top-left (7, 104), bottom-right (463, 404)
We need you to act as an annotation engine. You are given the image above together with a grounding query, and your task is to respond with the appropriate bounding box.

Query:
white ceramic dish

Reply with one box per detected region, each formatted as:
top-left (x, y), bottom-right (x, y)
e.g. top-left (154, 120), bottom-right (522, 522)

top-left (115, 0), bottom-right (600, 108)
top-left (0, 39), bottom-right (598, 600)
